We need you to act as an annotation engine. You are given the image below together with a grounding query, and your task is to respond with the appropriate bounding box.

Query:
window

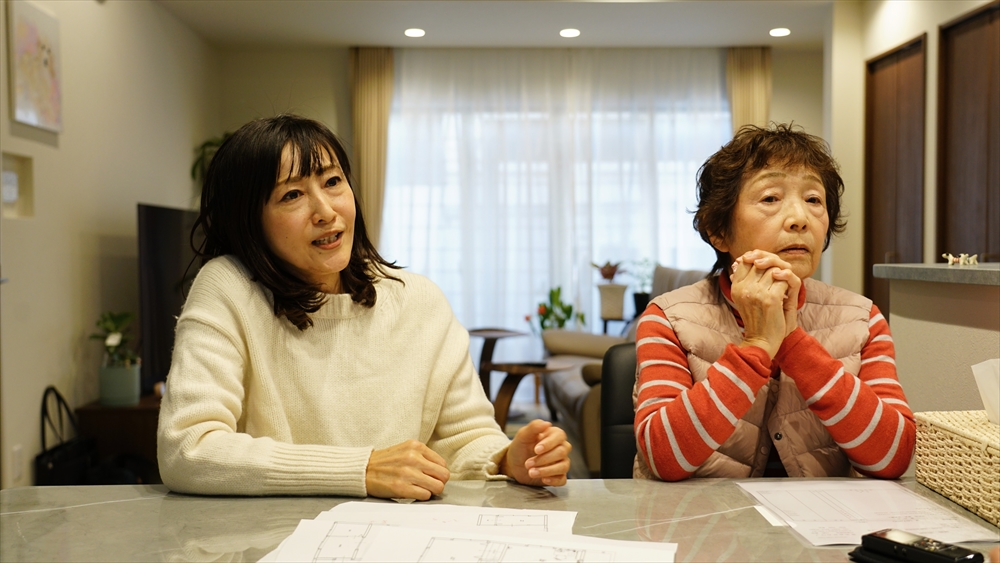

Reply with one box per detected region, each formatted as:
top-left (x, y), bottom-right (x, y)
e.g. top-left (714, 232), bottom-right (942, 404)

top-left (382, 49), bottom-right (730, 365)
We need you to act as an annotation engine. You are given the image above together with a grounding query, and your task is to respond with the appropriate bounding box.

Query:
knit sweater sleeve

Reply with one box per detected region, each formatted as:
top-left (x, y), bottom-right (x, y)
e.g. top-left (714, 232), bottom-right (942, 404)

top-left (634, 304), bottom-right (771, 481)
top-left (423, 309), bottom-right (511, 480)
top-left (156, 263), bottom-right (372, 497)
top-left (407, 276), bottom-right (510, 480)
top-left (774, 305), bottom-right (915, 479)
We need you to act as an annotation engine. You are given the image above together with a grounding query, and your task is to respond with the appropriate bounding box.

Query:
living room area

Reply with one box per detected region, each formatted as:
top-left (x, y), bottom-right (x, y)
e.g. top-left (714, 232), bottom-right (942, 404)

top-left (1, 0), bottom-right (992, 489)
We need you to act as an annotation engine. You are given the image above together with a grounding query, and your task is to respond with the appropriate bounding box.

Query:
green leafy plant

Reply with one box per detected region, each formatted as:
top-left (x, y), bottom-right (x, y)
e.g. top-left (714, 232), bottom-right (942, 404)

top-left (629, 258), bottom-right (655, 294)
top-left (529, 287), bottom-right (585, 333)
top-left (190, 132), bottom-right (233, 187)
top-left (89, 311), bottom-right (139, 367)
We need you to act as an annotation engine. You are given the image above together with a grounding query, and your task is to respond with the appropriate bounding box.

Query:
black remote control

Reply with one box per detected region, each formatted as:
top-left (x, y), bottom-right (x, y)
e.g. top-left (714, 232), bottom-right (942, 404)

top-left (861, 529), bottom-right (984, 563)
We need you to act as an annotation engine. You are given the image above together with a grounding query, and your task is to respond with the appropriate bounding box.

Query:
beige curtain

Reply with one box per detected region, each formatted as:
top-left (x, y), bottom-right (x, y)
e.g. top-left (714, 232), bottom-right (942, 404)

top-left (350, 47), bottom-right (394, 249)
top-left (726, 47), bottom-right (772, 133)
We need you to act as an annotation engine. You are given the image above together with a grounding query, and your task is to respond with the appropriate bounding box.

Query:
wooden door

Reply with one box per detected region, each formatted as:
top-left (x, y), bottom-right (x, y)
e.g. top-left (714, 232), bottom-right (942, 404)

top-left (865, 36), bottom-right (926, 318)
top-left (938, 2), bottom-right (1000, 262)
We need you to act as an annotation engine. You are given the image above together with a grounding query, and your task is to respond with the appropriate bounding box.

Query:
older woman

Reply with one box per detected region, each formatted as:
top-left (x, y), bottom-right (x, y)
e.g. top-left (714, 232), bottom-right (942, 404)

top-left (634, 124), bottom-right (914, 481)
top-left (158, 115), bottom-right (571, 498)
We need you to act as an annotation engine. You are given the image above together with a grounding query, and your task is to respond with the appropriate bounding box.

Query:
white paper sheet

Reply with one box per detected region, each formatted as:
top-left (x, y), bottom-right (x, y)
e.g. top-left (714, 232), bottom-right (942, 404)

top-left (271, 520), bottom-right (675, 562)
top-left (753, 505), bottom-right (788, 526)
top-left (738, 479), bottom-right (998, 546)
top-left (316, 501), bottom-right (577, 536)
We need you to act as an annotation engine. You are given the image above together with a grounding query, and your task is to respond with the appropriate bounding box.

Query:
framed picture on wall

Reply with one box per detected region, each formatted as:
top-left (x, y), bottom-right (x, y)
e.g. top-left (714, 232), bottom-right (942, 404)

top-left (7, 0), bottom-right (62, 132)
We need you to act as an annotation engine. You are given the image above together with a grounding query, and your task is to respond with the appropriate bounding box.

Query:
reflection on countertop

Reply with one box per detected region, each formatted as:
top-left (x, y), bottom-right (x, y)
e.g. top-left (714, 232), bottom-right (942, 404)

top-left (2, 479), bottom-right (997, 562)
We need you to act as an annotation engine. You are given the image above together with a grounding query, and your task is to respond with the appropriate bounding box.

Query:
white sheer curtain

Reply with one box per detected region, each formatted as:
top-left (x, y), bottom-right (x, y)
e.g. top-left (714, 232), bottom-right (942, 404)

top-left (381, 48), bottom-right (730, 369)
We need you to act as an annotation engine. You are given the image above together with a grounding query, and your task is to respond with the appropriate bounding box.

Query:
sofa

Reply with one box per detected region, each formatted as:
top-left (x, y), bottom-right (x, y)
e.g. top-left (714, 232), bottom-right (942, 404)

top-left (541, 265), bottom-right (707, 477)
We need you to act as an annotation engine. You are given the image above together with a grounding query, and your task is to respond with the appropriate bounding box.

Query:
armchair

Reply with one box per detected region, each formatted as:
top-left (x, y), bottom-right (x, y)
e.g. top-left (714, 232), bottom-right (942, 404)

top-left (540, 265), bottom-right (707, 477)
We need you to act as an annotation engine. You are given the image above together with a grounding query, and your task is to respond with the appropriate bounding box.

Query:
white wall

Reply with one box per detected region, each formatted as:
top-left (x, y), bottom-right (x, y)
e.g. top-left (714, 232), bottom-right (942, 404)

top-left (0, 0), bottom-right (218, 488)
top-left (890, 279), bottom-right (1000, 413)
top-left (771, 48), bottom-right (824, 137)
top-left (822, 0), bottom-right (866, 294)
top-left (216, 48), bottom-right (353, 159)
top-left (771, 46), bottom-right (826, 281)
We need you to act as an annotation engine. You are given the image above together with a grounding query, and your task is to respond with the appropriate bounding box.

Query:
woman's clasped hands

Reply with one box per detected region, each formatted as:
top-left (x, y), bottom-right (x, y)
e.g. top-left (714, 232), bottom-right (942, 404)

top-left (730, 250), bottom-right (802, 359)
top-left (366, 420), bottom-right (572, 500)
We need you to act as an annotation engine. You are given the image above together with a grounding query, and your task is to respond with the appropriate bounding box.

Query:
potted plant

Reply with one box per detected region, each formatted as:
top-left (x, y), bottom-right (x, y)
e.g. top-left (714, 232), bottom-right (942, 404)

top-left (529, 287), bottom-right (585, 334)
top-left (630, 258), bottom-right (655, 314)
top-left (90, 311), bottom-right (141, 406)
top-left (592, 261), bottom-right (628, 327)
top-left (591, 261), bottom-right (625, 283)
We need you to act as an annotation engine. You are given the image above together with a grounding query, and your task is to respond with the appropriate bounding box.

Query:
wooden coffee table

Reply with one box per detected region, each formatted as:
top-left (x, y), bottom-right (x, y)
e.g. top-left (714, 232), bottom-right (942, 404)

top-left (488, 360), bottom-right (572, 431)
top-left (468, 328), bottom-right (527, 394)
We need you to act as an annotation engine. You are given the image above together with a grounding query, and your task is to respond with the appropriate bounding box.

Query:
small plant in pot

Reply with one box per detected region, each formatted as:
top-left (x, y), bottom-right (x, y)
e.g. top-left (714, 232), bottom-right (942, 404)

top-left (90, 311), bottom-right (141, 406)
top-left (529, 287), bottom-right (585, 334)
top-left (630, 258), bottom-right (655, 314)
top-left (591, 261), bottom-right (625, 283)
top-left (592, 261), bottom-right (628, 326)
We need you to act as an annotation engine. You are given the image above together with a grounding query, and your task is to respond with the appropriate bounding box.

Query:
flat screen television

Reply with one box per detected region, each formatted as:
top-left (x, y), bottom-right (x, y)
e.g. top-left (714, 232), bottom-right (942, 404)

top-left (137, 203), bottom-right (203, 394)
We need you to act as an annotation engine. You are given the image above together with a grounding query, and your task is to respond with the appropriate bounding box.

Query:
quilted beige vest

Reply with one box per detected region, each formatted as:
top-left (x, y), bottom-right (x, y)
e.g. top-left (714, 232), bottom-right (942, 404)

top-left (634, 277), bottom-right (872, 479)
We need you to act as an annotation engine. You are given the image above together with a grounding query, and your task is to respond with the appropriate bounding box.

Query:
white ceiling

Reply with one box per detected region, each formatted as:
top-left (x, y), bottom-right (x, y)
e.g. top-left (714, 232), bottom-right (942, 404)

top-left (157, 0), bottom-right (830, 49)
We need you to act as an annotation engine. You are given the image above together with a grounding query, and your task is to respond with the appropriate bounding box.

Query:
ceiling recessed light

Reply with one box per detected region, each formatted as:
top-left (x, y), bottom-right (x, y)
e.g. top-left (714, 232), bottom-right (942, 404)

top-left (560, 28), bottom-right (581, 38)
top-left (404, 28), bottom-right (425, 38)
top-left (769, 28), bottom-right (791, 38)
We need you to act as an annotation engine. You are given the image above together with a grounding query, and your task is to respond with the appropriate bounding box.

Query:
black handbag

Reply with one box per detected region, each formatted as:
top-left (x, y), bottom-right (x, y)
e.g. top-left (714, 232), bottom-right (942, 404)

top-left (34, 386), bottom-right (98, 486)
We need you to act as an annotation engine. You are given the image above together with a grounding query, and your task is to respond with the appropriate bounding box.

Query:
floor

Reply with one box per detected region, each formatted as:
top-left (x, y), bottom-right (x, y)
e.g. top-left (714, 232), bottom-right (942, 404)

top-left (503, 401), bottom-right (590, 480)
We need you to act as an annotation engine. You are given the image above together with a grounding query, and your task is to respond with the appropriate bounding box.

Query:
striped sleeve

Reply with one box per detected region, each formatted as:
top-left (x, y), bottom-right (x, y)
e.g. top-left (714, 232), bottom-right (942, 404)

top-left (774, 305), bottom-right (915, 479)
top-left (634, 303), bottom-right (771, 481)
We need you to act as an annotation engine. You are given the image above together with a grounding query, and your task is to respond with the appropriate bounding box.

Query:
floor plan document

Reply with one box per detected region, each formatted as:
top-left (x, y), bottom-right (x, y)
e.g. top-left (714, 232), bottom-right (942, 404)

top-left (316, 501), bottom-right (577, 536)
top-left (268, 520), bottom-right (676, 562)
top-left (738, 480), bottom-right (998, 546)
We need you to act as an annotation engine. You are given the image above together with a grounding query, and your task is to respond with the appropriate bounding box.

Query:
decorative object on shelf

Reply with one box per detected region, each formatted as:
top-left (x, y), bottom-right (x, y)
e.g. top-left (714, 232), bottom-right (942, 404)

top-left (9, 0), bottom-right (62, 132)
top-left (597, 283), bottom-right (628, 333)
top-left (591, 261), bottom-right (625, 283)
top-left (530, 287), bottom-right (585, 334)
top-left (629, 258), bottom-right (655, 314)
top-left (942, 253), bottom-right (979, 266)
top-left (90, 311), bottom-right (141, 407)
top-left (593, 261), bottom-right (627, 333)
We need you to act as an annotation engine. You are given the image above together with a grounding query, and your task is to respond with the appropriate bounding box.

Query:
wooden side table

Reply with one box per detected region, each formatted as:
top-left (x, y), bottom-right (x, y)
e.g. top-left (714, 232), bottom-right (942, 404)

top-left (76, 394), bottom-right (162, 484)
top-left (468, 328), bottom-right (527, 394)
top-left (488, 360), bottom-right (572, 431)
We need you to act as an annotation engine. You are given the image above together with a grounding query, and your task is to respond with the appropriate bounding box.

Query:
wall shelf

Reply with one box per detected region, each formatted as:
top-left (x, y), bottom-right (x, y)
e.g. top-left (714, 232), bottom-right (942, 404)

top-left (1, 152), bottom-right (35, 219)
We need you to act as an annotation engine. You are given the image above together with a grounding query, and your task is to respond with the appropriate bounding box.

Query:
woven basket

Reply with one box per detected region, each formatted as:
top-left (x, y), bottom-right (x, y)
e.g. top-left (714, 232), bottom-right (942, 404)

top-left (914, 410), bottom-right (1000, 526)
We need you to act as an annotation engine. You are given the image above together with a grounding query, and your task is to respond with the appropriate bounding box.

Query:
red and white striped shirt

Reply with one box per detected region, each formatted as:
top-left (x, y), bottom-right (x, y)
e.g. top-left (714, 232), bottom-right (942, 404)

top-left (635, 276), bottom-right (915, 481)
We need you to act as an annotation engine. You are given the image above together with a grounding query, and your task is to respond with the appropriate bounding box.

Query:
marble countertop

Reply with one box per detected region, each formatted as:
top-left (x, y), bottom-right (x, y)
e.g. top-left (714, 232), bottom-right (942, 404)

top-left (873, 263), bottom-right (1000, 286)
top-left (2, 478), bottom-right (998, 562)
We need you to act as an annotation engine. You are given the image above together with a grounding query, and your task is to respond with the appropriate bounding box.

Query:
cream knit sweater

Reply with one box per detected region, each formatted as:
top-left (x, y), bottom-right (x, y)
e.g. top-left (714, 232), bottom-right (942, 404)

top-left (157, 256), bottom-right (511, 496)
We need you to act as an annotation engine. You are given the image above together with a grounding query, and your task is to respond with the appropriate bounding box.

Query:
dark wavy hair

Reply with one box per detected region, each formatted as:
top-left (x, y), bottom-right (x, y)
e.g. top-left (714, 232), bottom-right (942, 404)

top-left (191, 114), bottom-right (400, 330)
top-left (693, 123), bottom-right (846, 278)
